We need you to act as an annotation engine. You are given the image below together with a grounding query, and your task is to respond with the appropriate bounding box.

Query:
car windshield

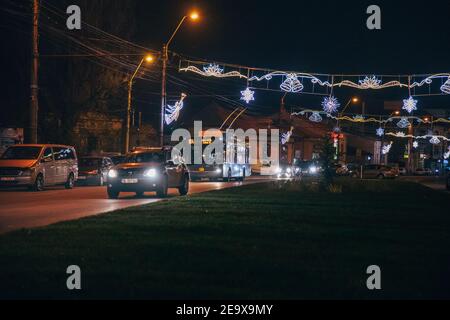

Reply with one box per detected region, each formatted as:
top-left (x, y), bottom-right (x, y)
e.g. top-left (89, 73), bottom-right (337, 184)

top-left (125, 152), bottom-right (165, 163)
top-left (1, 147), bottom-right (42, 160)
top-left (79, 158), bottom-right (101, 167)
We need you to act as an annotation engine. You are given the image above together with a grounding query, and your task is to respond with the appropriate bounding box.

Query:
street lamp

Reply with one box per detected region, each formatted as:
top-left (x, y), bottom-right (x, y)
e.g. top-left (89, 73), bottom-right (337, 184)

top-left (160, 10), bottom-right (200, 146)
top-left (340, 97), bottom-right (359, 116)
top-left (125, 54), bottom-right (154, 153)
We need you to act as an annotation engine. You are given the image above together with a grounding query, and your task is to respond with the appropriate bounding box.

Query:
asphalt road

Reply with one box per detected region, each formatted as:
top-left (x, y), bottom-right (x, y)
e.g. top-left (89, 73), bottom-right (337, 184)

top-left (0, 177), bottom-right (270, 234)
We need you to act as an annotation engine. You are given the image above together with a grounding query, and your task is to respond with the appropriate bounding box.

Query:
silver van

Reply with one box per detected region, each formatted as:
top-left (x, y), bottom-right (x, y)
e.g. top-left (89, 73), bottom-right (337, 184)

top-left (0, 144), bottom-right (78, 191)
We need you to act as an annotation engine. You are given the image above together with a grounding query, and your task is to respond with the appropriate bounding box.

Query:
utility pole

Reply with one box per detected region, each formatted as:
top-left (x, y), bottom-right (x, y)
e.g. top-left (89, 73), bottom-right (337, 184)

top-left (28, 0), bottom-right (40, 144)
top-left (160, 44), bottom-right (168, 147)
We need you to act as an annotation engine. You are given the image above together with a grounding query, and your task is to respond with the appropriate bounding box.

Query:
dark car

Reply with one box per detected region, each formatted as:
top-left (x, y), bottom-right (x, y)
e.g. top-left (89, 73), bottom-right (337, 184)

top-left (110, 155), bottom-right (126, 165)
top-left (106, 147), bottom-right (190, 199)
top-left (77, 156), bottom-right (114, 186)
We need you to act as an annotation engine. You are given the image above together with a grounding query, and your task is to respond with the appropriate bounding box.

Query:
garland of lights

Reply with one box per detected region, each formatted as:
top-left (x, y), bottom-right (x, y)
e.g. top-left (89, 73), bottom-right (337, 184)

top-left (179, 61), bottom-right (449, 147)
top-left (292, 110), bottom-right (432, 125)
top-left (165, 93), bottom-right (187, 125)
top-left (385, 132), bottom-right (450, 143)
top-left (180, 62), bottom-right (450, 94)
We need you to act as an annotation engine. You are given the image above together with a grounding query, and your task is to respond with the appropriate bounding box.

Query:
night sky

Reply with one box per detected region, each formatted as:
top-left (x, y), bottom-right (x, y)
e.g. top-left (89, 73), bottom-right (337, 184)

top-left (1, 0), bottom-right (449, 128)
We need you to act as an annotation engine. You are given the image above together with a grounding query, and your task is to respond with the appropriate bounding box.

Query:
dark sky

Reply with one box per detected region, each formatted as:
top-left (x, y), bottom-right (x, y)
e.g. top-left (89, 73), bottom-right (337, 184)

top-left (135, 0), bottom-right (450, 116)
top-left (137, 0), bottom-right (450, 74)
top-left (1, 0), bottom-right (449, 129)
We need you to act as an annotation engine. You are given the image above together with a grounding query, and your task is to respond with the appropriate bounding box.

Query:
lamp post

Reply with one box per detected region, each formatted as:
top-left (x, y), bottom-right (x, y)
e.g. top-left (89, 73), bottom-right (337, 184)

top-left (160, 11), bottom-right (199, 147)
top-left (124, 55), bottom-right (154, 154)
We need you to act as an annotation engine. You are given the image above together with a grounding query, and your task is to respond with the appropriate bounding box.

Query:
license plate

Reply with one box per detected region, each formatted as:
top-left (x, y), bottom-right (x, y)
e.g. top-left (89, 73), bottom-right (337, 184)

top-left (0, 177), bottom-right (16, 182)
top-left (78, 176), bottom-right (87, 180)
top-left (122, 179), bottom-right (138, 184)
top-left (199, 168), bottom-right (205, 172)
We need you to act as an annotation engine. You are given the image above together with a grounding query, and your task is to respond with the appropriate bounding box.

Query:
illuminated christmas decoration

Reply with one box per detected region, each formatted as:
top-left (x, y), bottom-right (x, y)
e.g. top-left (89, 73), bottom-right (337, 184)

top-left (281, 127), bottom-right (294, 145)
top-left (280, 74), bottom-right (304, 93)
top-left (181, 60), bottom-right (450, 93)
top-left (382, 142), bottom-right (393, 155)
top-left (402, 96), bottom-right (418, 114)
top-left (376, 127), bottom-right (385, 137)
top-left (309, 112), bottom-right (323, 123)
top-left (441, 78), bottom-right (450, 94)
top-left (444, 147), bottom-right (450, 159)
top-left (429, 136), bottom-right (441, 145)
top-left (203, 64), bottom-right (224, 76)
top-left (240, 88), bottom-right (255, 104)
top-left (385, 132), bottom-right (450, 142)
top-left (165, 93), bottom-right (187, 125)
top-left (322, 96), bottom-right (340, 113)
top-left (359, 76), bottom-right (382, 89)
top-left (180, 65), bottom-right (246, 79)
top-left (413, 141), bottom-right (419, 149)
top-left (353, 115), bottom-right (365, 121)
top-left (397, 117), bottom-right (411, 129)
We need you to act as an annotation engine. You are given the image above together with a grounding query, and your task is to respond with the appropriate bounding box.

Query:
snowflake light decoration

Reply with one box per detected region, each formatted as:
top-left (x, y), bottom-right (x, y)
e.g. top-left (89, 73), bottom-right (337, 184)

top-left (165, 93), bottom-right (187, 125)
top-left (321, 96), bottom-right (341, 114)
top-left (397, 117), bottom-right (411, 129)
top-left (429, 136), bottom-right (441, 145)
top-left (309, 112), bottom-right (323, 123)
top-left (402, 96), bottom-right (418, 114)
top-left (203, 64), bottom-right (224, 76)
top-left (376, 127), bottom-right (385, 137)
top-left (441, 78), bottom-right (450, 94)
top-left (280, 74), bottom-right (304, 93)
top-left (413, 141), bottom-right (419, 149)
top-left (358, 76), bottom-right (382, 89)
top-left (382, 142), bottom-right (393, 155)
top-left (240, 87), bottom-right (255, 104)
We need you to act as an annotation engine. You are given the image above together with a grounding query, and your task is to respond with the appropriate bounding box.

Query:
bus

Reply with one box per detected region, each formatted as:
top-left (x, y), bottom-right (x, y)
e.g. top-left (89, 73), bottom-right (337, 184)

top-left (187, 132), bottom-right (252, 182)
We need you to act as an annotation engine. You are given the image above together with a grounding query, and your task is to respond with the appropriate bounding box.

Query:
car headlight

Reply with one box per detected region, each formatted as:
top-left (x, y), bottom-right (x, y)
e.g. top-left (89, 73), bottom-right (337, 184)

top-left (287, 168), bottom-right (292, 174)
top-left (108, 169), bottom-right (118, 179)
top-left (215, 168), bottom-right (222, 174)
top-left (144, 169), bottom-right (157, 178)
top-left (276, 167), bottom-right (282, 174)
top-left (309, 166), bottom-right (318, 174)
top-left (295, 167), bottom-right (300, 173)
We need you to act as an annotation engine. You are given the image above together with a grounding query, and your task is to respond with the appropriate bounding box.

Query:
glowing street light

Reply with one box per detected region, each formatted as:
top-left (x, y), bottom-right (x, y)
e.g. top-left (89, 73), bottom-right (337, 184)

top-left (125, 54), bottom-right (155, 153)
top-left (190, 11), bottom-right (200, 21)
top-left (160, 10), bottom-right (201, 146)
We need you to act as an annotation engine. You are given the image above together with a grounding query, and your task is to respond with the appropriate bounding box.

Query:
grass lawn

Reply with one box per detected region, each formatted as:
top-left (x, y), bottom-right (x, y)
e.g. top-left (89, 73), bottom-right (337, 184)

top-left (1, 179), bottom-right (449, 299)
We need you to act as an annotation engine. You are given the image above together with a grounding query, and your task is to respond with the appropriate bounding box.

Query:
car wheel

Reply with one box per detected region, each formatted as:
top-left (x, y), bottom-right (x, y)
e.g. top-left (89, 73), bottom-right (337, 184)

top-left (178, 174), bottom-right (190, 196)
top-left (156, 176), bottom-right (168, 198)
top-left (65, 173), bottom-right (75, 189)
top-left (225, 169), bottom-right (232, 182)
top-left (107, 188), bottom-right (119, 199)
top-left (239, 169), bottom-right (246, 182)
top-left (32, 174), bottom-right (45, 192)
